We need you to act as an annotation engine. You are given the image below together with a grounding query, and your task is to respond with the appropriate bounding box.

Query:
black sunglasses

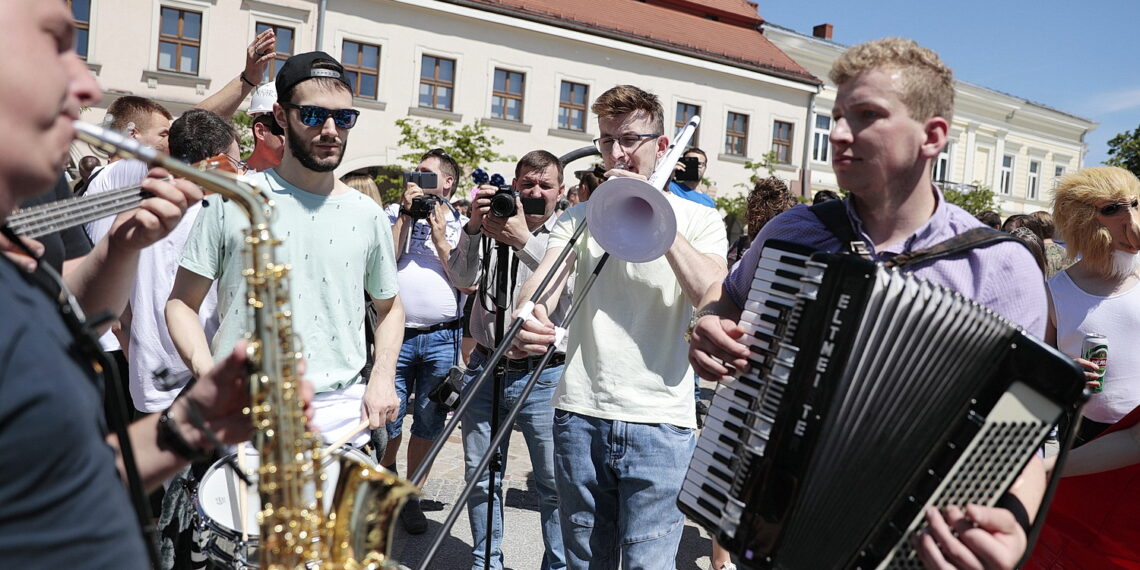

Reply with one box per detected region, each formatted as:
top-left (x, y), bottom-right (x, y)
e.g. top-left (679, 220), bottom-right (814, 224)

top-left (281, 103), bottom-right (360, 129)
top-left (1099, 198), bottom-right (1139, 217)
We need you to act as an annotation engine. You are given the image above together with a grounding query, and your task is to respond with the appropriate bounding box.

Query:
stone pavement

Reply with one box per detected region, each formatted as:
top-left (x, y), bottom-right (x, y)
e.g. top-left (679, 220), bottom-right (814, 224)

top-left (386, 382), bottom-right (725, 570)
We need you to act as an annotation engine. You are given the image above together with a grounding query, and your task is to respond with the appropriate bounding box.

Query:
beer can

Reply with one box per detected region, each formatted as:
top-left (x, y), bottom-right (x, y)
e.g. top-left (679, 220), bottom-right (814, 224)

top-left (1082, 333), bottom-right (1108, 393)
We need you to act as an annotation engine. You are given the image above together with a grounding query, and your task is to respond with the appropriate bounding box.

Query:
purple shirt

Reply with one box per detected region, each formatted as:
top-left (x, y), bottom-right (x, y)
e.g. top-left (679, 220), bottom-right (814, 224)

top-left (725, 190), bottom-right (1047, 338)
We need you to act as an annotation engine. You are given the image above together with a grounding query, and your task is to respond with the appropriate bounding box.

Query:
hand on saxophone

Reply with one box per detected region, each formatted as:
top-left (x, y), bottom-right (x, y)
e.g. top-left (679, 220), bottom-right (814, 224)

top-left (179, 341), bottom-right (316, 450)
top-left (107, 168), bottom-right (204, 252)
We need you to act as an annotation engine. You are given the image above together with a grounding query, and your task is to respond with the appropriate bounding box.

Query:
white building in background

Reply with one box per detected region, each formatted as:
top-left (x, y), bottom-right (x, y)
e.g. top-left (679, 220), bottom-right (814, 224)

top-left (69, 0), bottom-right (821, 197)
top-left (764, 23), bottom-right (1097, 217)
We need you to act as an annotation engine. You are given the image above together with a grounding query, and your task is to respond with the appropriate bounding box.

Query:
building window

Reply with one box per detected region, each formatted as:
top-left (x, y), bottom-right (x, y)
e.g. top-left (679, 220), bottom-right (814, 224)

top-left (342, 40), bottom-right (380, 99)
top-left (1027, 160), bottom-right (1040, 200)
top-left (1054, 165), bottom-right (1065, 188)
top-left (725, 112), bottom-right (749, 156)
top-left (491, 68), bottom-right (525, 122)
top-left (256, 23), bottom-right (294, 82)
top-left (676, 102), bottom-right (701, 146)
top-left (1000, 154), bottom-right (1014, 195)
top-left (812, 115), bottom-right (830, 163)
top-left (69, 0), bottom-right (91, 60)
top-left (419, 55), bottom-right (455, 111)
top-left (558, 81), bottom-right (588, 131)
top-left (158, 7), bottom-right (202, 75)
top-left (772, 120), bottom-right (794, 163)
top-left (933, 145), bottom-right (951, 182)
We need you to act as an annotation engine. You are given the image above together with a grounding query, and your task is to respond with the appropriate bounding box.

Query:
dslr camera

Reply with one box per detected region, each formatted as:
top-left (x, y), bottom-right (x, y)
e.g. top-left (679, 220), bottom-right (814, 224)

top-left (472, 168), bottom-right (546, 218)
top-left (406, 194), bottom-right (446, 220)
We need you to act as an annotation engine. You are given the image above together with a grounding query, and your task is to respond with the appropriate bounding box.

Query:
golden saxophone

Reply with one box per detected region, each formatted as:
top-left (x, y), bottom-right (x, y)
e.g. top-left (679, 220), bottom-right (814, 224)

top-left (74, 122), bottom-right (417, 569)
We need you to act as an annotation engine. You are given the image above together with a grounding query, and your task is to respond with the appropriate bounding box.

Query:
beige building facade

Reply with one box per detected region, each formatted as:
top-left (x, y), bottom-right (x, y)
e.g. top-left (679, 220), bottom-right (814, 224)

top-left (764, 23), bottom-right (1097, 217)
top-left (71, 0), bottom-right (821, 197)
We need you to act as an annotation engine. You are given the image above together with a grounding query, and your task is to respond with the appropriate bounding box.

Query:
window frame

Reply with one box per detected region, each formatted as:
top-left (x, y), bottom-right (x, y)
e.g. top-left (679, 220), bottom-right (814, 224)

top-left (772, 120), bottom-right (794, 164)
top-left (419, 54), bottom-right (457, 111)
top-left (68, 0), bottom-right (92, 60)
top-left (157, 6), bottom-right (203, 76)
top-left (491, 68), bottom-right (525, 122)
top-left (557, 80), bottom-right (589, 132)
top-left (255, 22), bottom-right (295, 83)
top-left (811, 114), bottom-right (831, 163)
top-left (1027, 159), bottom-right (1040, 200)
top-left (676, 102), bottom-right (701, 146)
top-left (1000, 154), bottom-right (1015, 195)
top-left (725, 111), bottom-right (749, 157)
top-left (341, 38), bottom-right (381, 99)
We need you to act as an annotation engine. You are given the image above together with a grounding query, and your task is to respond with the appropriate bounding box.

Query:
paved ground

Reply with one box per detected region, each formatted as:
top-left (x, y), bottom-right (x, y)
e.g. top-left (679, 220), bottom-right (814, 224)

top-left (386, 382), bottom-right (724, 570)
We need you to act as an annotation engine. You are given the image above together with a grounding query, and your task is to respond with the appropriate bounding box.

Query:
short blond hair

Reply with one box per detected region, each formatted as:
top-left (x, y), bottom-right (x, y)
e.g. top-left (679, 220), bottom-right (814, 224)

top-left (1053, 166), bottom-right (1140, 271)
top-left (830, 38), bottom-right (954, 123)
top-left (591, 85), bottom-right (664, 134)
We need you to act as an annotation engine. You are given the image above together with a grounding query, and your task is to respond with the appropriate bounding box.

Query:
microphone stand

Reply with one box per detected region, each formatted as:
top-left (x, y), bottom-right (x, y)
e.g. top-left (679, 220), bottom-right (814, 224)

top-left (483, 240), bottom-right (511, 570)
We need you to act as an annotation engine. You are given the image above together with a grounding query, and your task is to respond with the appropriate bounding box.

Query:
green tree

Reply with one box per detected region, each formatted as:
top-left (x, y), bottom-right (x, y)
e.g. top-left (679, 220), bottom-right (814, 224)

top-left (734, 150), bottom-right (779, 189)
top-left (377, 118), bottom-right (516, 204)
top-left (937, 181), bottom-right (1000, 215)
top-left (233, 111), bottom-right (254, 158)
top-left (1105, 125), bottom-right (1140, 177)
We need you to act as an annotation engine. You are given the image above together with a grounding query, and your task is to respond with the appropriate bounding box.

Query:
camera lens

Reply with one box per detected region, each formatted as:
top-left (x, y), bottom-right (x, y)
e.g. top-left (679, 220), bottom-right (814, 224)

top-left (489, 187), bottom-right (517, 217)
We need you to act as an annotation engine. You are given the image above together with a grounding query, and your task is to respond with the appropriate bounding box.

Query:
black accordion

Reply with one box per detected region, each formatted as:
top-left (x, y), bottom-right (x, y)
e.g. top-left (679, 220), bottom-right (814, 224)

top-left (680, 241), bottom-right (1087, 569)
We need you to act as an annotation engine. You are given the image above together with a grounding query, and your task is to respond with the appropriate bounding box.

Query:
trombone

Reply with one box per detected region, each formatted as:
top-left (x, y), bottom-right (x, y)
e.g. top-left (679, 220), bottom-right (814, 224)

top-left (411, 116), bottom-right (701, 570)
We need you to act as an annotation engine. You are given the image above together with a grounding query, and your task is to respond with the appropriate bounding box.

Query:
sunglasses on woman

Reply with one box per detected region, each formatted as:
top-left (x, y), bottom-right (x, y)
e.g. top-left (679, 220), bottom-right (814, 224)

top-left (1099, 198), bottom-right (1139, 217)
top-left (281, 103), bottom-right (360, 129)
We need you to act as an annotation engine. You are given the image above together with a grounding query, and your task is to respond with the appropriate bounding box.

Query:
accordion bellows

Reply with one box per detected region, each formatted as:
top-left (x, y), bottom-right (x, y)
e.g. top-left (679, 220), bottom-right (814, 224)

top-left (681, 241), bottom-right (1087, 570)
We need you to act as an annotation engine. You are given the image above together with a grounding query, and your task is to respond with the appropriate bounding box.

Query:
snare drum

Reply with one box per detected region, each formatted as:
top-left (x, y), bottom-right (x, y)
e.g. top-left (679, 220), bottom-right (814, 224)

top-left (193, 445), bottom-right (375, 569)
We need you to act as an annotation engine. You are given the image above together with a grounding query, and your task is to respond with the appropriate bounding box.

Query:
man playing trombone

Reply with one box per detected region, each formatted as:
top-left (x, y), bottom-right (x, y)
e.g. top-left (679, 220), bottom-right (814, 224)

top-left (447, 150), bottom-right (570, 570)
top-left (512, 85), bottom-right (727, 569)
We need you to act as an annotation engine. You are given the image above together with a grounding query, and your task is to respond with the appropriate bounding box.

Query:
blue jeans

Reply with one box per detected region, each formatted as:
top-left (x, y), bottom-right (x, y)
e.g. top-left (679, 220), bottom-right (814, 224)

top-left (553, 410), bottom-right (695, 570)
top-left (385, 327), bottom-right (458, 441)
top-left (461, 349), bottom-right (565, 570)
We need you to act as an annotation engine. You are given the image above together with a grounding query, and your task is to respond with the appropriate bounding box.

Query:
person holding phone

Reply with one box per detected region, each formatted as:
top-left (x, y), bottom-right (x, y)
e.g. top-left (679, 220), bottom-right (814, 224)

top-left (668, 147), bottom-right (716, 208)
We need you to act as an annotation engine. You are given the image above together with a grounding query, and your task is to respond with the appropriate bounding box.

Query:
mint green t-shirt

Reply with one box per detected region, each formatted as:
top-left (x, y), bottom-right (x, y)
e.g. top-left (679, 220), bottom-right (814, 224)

top-left (179, 170), bottom-right (398, 393)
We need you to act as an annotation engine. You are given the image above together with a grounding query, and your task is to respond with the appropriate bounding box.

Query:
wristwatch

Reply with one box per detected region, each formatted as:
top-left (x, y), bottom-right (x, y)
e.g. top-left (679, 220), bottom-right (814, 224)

top-left (684, 309), bottom-right (721, 342)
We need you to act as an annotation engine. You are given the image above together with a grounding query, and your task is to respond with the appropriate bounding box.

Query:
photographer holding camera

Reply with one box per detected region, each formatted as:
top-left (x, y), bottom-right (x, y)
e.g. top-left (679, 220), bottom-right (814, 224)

top-left (382, 147), bottom-right (467, 533)
top-left (668, 147), bottom-right (716, 208)
top-left (446, 150), bottom-right (571, 570)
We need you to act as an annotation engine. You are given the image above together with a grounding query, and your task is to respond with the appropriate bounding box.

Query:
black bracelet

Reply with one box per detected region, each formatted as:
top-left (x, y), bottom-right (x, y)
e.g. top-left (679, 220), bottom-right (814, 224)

top-left (157, 401), bottom-right (212, 463)
top-left (240, 72), bottom-right (256, 88)
top-left (995, 491), bottom-right (1032, 536)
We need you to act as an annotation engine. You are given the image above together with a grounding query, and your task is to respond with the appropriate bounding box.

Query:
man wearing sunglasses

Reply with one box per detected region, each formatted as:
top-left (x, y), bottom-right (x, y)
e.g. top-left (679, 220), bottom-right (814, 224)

top-left (168, 52), bottom-right (404, 457)
top-left (1047, 167), bottom-right (1140, 445)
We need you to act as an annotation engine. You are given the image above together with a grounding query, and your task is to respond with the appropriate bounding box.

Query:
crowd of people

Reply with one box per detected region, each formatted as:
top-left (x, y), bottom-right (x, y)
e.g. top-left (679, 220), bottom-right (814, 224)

top-left (2, 3), bottom-right (1139, 570)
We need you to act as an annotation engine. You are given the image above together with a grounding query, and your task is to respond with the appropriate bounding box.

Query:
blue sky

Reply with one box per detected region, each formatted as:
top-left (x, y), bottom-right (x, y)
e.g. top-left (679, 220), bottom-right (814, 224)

top-left (757, 0), bottom-right (1138, 167)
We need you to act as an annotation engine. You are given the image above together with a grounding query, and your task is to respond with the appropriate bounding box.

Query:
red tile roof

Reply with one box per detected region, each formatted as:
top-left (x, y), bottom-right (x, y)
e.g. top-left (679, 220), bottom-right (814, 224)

top-left (444, 0), bottom-right (818, 85)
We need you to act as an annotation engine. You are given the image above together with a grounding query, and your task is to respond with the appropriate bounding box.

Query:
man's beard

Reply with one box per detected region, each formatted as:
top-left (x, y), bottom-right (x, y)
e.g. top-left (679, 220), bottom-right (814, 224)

top-left (1107, 249), bottom-right (1140, 279)
top-left (287, 127), bottom-right (346, 173)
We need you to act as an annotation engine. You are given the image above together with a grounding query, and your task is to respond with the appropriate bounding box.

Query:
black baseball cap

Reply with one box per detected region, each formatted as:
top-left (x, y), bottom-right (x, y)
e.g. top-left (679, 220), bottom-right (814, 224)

top-left (275, 51), bottom-right (352, 98)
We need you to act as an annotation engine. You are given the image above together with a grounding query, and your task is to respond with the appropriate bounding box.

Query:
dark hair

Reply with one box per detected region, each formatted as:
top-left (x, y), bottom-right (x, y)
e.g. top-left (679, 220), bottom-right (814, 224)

top-left (975, 210), bottom-right (1001, 229)
top-left (577, 171), bottom-right (603, 200)
top-left (812, 189), bottom-right (840, 205)
top-left (253, 113), bottom-right (284, 137)
top-left (1030, 210), bottom-right (1055, 239)
top-left (421, 148), bottom-right (461, 193)
top-left (683, 147), bottom-right (707, 161)
top-left (515, 150), bottom-right (564, 184)
top-left (1009, 227), bottom-right (1046, 274)
top-left (106, 95), bottom-right (172, 132)
top-left (747, 177), bottom-right (798, 240)
top-left (1002, 214), bottom-right (1045, 241)
top-left (169, 109), bottom-right (238, 164)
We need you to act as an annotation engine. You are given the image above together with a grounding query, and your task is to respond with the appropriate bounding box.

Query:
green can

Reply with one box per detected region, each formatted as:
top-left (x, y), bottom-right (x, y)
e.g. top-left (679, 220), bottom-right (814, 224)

top-left (1082, 333), bottom-right (1108, 393)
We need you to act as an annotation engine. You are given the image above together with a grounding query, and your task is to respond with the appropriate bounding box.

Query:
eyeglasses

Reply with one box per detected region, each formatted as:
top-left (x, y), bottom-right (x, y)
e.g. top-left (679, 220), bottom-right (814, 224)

top-left (281, 103), bottom-right (360, 129)
top-left (593, 133), bottom-right (661, 153)
top-left (1099, 198), bottom-right (1139, 217)
top-left (223, 153), bottom-right (247, 173)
